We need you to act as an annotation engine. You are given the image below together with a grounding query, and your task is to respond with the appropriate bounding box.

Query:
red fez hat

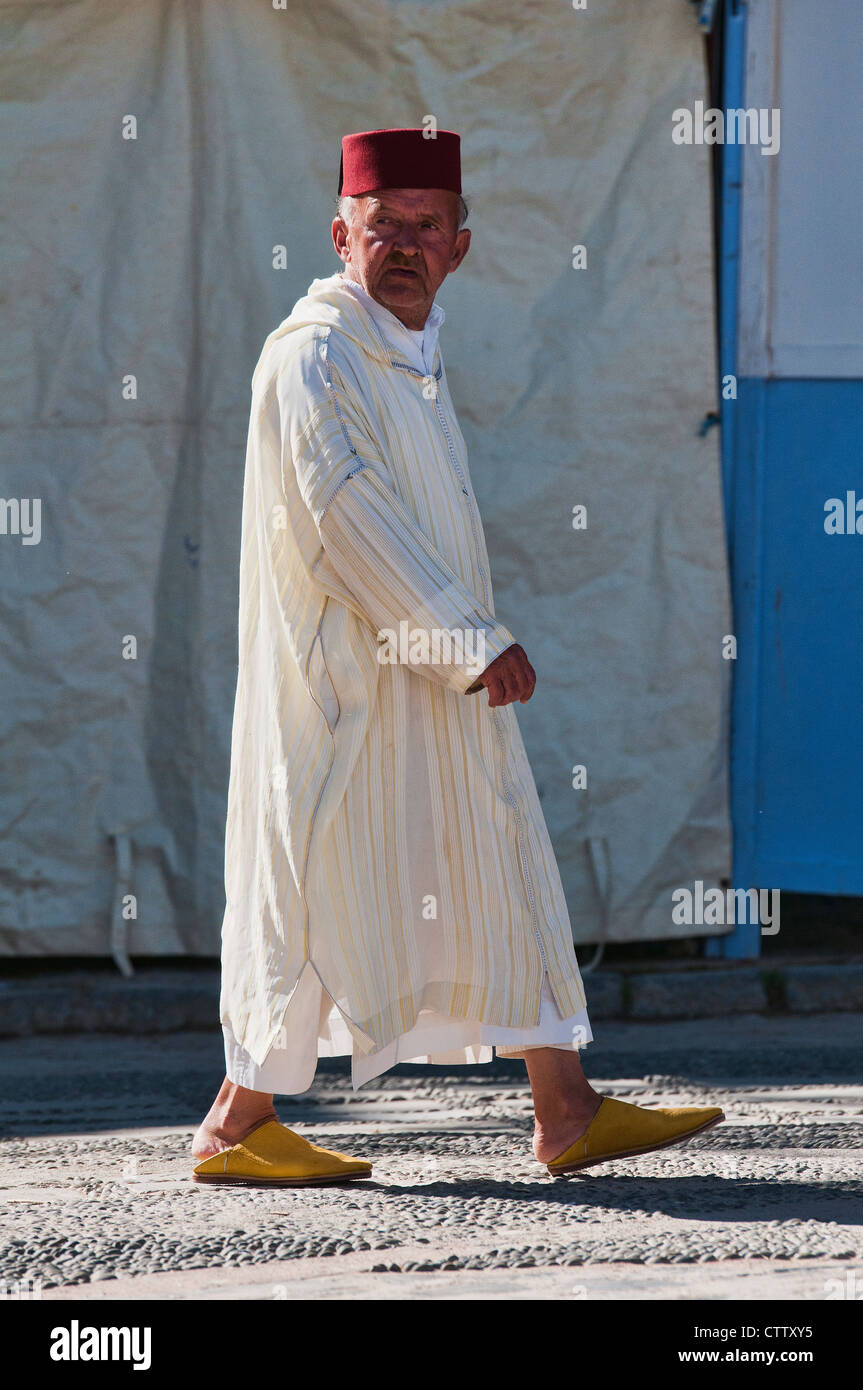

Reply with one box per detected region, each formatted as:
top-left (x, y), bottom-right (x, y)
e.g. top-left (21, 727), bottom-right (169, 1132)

top-left (338, 127), bottom-right (461, 197)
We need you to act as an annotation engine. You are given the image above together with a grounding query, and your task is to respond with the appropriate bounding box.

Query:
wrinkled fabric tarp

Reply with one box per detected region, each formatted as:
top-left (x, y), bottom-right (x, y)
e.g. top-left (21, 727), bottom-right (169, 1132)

top-left (0, 0), bottom-right (731, 955)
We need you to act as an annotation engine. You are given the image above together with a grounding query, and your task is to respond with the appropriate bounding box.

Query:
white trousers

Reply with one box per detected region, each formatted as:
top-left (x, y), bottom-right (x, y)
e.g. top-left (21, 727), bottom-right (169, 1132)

top-left (224, 961), bottom-right (593, 1095)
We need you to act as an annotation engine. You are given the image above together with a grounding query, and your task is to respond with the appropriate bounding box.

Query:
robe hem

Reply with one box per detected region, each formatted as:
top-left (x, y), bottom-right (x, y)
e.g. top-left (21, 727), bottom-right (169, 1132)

top-left (325, 968), bottom-right (588, 1058)
top-left (223, 961), bottom-right (587, 1071)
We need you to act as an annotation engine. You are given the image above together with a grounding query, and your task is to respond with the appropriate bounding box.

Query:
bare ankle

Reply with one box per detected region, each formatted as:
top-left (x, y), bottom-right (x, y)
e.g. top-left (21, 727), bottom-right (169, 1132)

top-left (534, 1090), bottom-right (601, 1131)
top-left (531, 1092), bottom-right (603, 1163)
top-left (214, 1107), bottom-right (277, 1142)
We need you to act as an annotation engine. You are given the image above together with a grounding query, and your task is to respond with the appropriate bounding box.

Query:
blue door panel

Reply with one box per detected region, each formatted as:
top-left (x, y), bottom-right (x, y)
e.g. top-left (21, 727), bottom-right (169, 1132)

top-left (733, 378), bottom-right (863, 893)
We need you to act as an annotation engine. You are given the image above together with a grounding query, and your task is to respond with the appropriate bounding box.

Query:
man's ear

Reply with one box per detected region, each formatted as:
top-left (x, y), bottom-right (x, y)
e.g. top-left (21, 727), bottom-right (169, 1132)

top-left (332, 217), bottom-right (350, 264)
top-left (449, 226), bottom-right (471, 273)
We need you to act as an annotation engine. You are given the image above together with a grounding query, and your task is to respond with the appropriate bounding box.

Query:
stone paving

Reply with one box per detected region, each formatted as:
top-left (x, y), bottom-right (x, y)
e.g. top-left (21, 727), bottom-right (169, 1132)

top-left (1, 1013), bottom-right (861, 1300)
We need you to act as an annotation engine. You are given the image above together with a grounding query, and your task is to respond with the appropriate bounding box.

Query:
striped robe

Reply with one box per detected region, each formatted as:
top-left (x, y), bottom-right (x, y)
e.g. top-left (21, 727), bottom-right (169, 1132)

top-left (220, 272), bottom-right (588, 1069)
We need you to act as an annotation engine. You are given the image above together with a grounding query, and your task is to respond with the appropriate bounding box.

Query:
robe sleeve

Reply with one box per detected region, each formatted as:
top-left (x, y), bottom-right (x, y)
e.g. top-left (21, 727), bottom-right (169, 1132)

top-left (279, 335), bottom-right (516, 696)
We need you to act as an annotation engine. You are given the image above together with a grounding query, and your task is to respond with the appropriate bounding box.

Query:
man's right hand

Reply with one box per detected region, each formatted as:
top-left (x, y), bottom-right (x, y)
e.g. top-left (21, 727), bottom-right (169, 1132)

top-left (474, 643), bottom-right (536, 707)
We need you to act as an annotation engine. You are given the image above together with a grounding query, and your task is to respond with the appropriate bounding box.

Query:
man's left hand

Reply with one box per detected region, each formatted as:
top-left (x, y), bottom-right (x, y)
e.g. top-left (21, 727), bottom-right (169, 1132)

top-left (473, 643), bottom-right (536, 707)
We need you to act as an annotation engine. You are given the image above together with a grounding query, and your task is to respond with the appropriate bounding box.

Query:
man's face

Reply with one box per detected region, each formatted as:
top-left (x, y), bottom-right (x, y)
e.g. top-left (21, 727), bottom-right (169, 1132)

top-left (332, 188), bottom-right (470, 330)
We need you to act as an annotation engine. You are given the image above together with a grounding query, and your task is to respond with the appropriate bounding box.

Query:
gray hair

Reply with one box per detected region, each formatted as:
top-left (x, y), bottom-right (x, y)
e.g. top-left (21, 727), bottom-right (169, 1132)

top-left (335, 192), bottom-right (470, 230)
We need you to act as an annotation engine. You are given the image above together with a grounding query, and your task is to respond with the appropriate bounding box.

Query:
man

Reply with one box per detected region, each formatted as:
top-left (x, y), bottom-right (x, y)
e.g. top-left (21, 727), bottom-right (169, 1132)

top-left (192, 127), bottom-right (723, 1186)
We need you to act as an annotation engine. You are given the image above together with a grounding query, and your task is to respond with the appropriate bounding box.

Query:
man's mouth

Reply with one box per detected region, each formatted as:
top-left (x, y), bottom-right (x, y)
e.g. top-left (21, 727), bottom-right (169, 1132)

top-left (386, 266), bottom-right (419, 278)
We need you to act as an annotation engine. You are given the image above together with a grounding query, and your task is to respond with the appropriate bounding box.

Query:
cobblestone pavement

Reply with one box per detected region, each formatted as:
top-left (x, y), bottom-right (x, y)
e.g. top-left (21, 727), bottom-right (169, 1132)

top-left (1, 1013), bottom-right (861, 1300)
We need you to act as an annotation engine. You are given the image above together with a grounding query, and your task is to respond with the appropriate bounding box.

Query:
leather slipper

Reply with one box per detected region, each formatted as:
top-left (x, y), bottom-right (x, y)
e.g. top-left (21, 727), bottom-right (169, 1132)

top-left (192, 1119), bottom-right (372, 1187)
top-left (547, 1095), bottom-right (725, 1177)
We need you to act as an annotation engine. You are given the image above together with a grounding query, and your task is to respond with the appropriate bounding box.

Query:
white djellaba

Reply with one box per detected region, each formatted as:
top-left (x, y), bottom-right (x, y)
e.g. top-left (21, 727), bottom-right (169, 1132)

top-left (219, 271), bottom-right (592, 1094)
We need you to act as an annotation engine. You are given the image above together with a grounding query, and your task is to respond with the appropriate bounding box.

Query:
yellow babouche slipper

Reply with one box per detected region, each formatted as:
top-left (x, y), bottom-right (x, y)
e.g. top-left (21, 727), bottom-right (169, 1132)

top-left (192, 1119), bottom-right (372, 1187)
top-left (546, 1096), bottom-right (725, 1177)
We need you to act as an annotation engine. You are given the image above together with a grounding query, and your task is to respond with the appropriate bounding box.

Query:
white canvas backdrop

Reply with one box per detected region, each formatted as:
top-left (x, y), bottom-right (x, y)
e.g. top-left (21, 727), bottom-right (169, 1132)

top-left (0, 0), bottom-right (731, 957)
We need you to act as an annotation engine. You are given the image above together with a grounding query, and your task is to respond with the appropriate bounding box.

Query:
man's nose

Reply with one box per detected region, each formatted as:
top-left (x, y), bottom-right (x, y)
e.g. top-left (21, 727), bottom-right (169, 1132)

top-left (393, 225), bottom-right (422, 254)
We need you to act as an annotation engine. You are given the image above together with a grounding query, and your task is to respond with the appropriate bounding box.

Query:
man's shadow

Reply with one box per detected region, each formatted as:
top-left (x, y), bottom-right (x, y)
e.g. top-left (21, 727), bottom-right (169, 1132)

top-left (369, 1174), bottom-right (863, 1225)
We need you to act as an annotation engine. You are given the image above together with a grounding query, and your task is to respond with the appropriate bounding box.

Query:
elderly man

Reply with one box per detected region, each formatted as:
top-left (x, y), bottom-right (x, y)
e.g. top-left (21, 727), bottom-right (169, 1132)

top-left (192, 127), bottom-right (723, 1186)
